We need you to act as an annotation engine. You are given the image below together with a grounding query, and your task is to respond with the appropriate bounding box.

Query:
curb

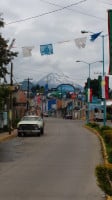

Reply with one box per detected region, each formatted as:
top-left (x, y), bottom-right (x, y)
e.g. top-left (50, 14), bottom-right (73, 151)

top-left (107, 197), bottom-right (112, 200)
top-left (0, 130), bottom-right (17, 142)
top-left (84, 125), bottom-right (112, 200)
top-left (84, 125), bottom-right (108, 164)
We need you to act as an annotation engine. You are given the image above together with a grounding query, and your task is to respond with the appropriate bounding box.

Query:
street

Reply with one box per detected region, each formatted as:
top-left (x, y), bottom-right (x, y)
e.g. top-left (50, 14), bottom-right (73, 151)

top-left (0, 118), bottom-right (104, 200)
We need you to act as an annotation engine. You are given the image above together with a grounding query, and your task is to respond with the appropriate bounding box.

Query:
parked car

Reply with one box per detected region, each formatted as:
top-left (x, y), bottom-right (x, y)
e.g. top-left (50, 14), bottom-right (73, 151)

top-left (17, 115), bottom-right (44, 137)
top-left (43, 112), bottom-right (49, 117)
top-left (64, 114), bottom-right (73, 119)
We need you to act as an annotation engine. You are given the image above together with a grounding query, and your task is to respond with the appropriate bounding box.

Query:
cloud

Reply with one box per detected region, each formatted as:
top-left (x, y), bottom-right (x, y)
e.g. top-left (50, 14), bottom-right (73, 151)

top-left (0, 0), bottom-right (112, 86)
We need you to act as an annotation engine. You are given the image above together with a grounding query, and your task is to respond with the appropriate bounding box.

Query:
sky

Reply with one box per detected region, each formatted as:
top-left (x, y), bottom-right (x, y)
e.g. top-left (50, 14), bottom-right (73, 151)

top-left (1, 0), bottom-right (112, 87)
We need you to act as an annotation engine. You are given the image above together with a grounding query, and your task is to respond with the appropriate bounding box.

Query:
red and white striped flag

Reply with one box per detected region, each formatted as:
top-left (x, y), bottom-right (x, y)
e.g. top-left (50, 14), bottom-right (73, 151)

top-left (88, 88), bottom-right (92, 102)
top-left (101, 76), bottom-right (109, 99)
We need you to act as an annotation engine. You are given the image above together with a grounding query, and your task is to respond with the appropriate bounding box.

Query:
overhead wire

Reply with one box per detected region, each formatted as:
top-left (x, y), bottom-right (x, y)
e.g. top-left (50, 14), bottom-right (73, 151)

top-left (6, 0), bottom-right (86, 25)
top-left (40, 0), bottom-right (86, 7)
top-left (5, 0), bottom-right (104, 26)
top-left (40, 0), bottom-right (105, 20)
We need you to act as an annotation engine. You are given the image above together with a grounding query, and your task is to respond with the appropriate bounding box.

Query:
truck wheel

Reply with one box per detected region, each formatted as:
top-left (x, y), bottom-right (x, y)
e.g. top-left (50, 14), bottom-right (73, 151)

top-left (37, 132), bottom-right (41, 137)
top-left (41, 128), bottom-right (44, 135)
top-left (18, 133), bottom-right (22, 137)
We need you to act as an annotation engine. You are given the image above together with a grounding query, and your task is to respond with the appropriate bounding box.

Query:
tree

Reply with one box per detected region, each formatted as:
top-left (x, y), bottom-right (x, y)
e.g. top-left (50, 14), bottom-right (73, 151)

top-left (0, 15), bottom-right (18, 82)
top-left (0, 85), bottom-right (10, 110)
top-left (84, 78), bottom-right (101, 98)
top-left (31, 84), bottom-right (45, 95)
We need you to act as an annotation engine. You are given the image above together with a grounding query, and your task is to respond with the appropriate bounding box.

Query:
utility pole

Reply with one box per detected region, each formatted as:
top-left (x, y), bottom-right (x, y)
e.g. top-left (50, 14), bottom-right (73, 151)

top-left (9, 62), bottom-right (13, 134)
top-left (25, 78), bottom-right (32, 113)
top-left (27, 78), bottom-right (30, 111)
top-left (8, 39), bottom-right (15, 134)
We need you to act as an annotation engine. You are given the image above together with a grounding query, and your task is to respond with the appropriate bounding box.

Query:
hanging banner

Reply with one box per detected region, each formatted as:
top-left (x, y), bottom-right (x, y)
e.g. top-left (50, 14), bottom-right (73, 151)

top-left (40, 44), bottom-right (53, 55)
top-left (108, 10), bottom-right (112, 75)
top-left (22, 46), bottom-right (34, 57)
top-left (74, 37), bottom-right (87, 48)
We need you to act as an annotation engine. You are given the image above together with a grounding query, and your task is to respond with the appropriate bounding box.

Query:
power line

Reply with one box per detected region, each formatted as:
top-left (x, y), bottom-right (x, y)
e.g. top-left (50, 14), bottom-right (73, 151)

top-left (40, 0), bottom-right (105, 21)
top-left (40, 0), bottom-right (86, 7)
top-left (5, 0), bottom-right (104, 26)
top-left (6, 0), bottom-right (86, 25)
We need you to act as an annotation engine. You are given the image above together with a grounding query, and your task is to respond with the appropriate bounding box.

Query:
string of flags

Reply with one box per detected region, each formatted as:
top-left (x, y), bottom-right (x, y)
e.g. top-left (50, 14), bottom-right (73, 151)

top-left (22, 46), bottom-right (34, 57)
top-left (19, 32), bottom-right (102, 57)
top-left (74, 37), bottom-right (87, 48)
top-left (90, 32), bottom-right (102, 42)
top-left (40, 44), bottom-right (53, 56)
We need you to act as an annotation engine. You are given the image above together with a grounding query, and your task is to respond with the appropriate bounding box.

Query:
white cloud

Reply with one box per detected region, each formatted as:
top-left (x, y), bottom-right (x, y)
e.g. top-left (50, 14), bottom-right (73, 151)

top-left (1, 0), bottom-right (112, 87)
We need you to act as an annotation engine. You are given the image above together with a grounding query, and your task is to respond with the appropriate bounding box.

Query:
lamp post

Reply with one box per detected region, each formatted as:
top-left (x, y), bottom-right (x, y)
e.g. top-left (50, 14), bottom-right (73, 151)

top-left (76, 60), bottom-right (103, 124)
top-left (81, 30), bottom-right (107, 126)
top-left (102, 35), bottom-right (106, 126)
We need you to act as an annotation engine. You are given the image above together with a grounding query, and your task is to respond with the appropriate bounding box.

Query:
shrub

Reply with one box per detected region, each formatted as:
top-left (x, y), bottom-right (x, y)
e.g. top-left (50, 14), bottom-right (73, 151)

top-left (95, 164), bottom-right (112, 196)
top-left (103, 131), bottom-right (112, 146)
top-left (99, 126), bottom-right (112, 137)
top-left (107, 113), bottom-right (112, 120)
top-left (100, 126), bottom-right (112, 132)
top-left (88, 122), bottom-right (100, 130)
top-left (108, 151), bottom-right (112, 163)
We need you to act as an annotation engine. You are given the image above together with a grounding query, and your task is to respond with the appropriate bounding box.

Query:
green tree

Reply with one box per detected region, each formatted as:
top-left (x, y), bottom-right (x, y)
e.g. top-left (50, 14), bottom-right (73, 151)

top-left (0, 86), bottom-right (9, 110)
top-left (0, 15), bottom-right (18, 81)
top-left (31, 84), bottom-right (45, 95)
top-left (84, 78), bottom-right (101, 98)
top-left (40, 86), bottom-right (45, 93)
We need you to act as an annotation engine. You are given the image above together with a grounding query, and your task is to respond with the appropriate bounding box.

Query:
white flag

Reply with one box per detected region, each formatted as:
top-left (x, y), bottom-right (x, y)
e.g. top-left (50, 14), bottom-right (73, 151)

top-left (74, 37), bottom-right (87, 48)
top-left (22, 46), bottom-right (34, 57)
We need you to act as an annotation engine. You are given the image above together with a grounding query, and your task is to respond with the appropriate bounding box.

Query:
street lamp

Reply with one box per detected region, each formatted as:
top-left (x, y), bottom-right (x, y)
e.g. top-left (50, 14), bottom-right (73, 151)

top-left (81, 30), bottom-right (93, 34)
top-left (76, 60), bottom-right (102, 78)
top-left (81, 30), bottom-right (107, 126)
top-left (76, 60), bottom-right (103, 124)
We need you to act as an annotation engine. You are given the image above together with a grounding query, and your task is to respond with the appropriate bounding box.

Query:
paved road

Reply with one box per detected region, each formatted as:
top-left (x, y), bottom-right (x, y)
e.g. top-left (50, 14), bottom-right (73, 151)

top-left (0, 118), bottom-right (104, 200)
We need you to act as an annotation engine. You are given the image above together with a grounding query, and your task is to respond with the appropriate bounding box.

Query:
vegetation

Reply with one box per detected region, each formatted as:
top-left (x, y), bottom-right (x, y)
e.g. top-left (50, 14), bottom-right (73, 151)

top-left (0, 15), bottom-right (18, 81)
top-left (0, 85), bottom-right (10, 110)
top-left (85, 78), bottom-right (100, 98)
top-left (84, 77), bottom-right (110, 98)
top-left (31, 84), bottom-right (45, 95)
top-left (95, 165), bottom-right (112, 196)
top-left (0, 15), bottom-right (18, 113)
top-left (87, 122), bottom-right (112, 196)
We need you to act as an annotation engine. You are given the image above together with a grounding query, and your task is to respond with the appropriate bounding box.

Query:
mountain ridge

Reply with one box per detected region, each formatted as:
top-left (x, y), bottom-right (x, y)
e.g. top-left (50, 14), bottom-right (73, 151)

top-left (37, 72), bottom-right (83, 90)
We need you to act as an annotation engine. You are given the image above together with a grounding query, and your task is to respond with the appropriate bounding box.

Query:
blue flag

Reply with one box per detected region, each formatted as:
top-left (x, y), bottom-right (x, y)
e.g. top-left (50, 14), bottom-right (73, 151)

top-left (90, 32), bottom-right (102, 42)
top-left (40, 44), bottom-right (53, 55)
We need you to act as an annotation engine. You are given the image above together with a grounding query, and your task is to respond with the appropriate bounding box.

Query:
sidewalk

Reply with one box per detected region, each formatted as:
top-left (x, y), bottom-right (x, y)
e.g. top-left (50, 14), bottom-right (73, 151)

top-left (0, 129), bottom-right (17, 142)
